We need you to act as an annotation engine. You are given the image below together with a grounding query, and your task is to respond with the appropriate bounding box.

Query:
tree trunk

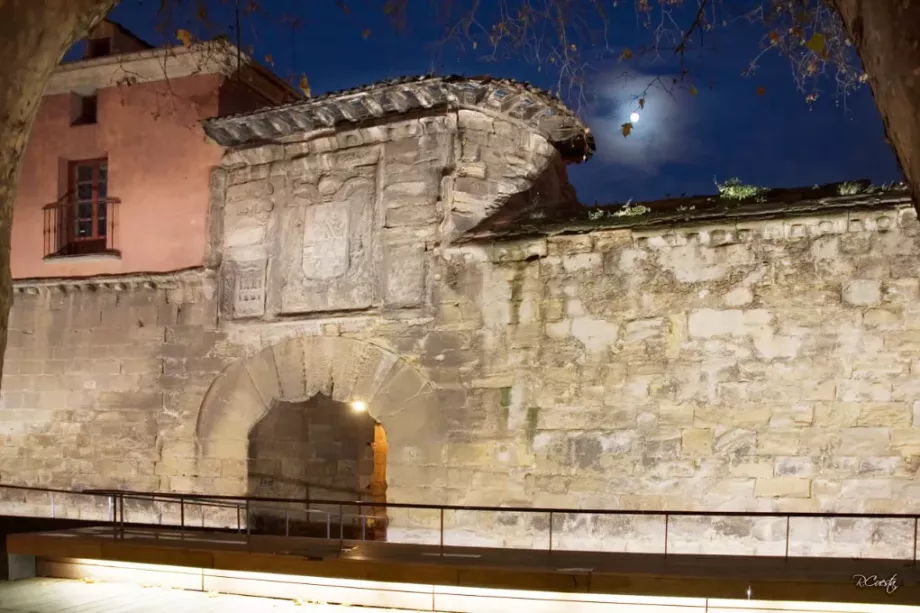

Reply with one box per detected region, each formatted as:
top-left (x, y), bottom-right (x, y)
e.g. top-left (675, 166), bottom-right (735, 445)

top-left (831, 0), bottom-right (920, 211)
top-left (0, 0), bottom-right (115, 381)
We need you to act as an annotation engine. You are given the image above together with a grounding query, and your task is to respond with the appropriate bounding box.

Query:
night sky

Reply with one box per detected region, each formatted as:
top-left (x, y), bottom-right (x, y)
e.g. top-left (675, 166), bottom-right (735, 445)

top-left (93, 0), bottom-right (902, 204)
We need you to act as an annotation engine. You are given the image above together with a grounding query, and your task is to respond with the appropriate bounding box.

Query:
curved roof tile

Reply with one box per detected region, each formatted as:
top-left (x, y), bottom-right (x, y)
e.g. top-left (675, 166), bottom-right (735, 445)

top-left (203, 74), bottom-right (595, 162)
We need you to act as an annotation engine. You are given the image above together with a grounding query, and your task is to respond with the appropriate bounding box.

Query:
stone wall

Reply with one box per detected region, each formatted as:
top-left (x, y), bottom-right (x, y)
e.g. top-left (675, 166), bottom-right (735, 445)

top-left (0, 271), bottom-right (218, 494)
top-left (3, 79), bottom-right (920, 558)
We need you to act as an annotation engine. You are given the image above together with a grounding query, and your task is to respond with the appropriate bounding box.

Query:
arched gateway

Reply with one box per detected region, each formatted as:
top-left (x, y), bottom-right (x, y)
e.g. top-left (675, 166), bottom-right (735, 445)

top-left (195, 335), bottom-right (442, 538)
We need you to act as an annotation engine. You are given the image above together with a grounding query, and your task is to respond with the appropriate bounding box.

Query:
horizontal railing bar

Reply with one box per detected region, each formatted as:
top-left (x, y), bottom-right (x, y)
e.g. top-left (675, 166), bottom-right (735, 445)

top-left (41, 196), bottom-right (122, 211)
top-left (0, 484), bottom-right (383, 525)
top-left (3, 482), bottom-right (916, 522)
top-left (134, 498), bottom-right (240, 510)
top-left (246, 504), bottom-right (332, 517)
top-left (76, 486), bottom-right (920, 520)
top-left (0, 484), bottom-right (110, 496)
top-left (4, 483), bottom-right (916, 564)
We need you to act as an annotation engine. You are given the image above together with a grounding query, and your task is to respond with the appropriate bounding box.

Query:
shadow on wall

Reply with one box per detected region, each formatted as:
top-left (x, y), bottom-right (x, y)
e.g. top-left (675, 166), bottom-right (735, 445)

top-left (246, 393), bottom-right (388, 539)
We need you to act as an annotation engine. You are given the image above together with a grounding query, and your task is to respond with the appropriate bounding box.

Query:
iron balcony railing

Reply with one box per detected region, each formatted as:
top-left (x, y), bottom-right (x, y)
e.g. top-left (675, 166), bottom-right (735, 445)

top-left (1, 483), bottom-right (918, 563)
top-left (42, 195), bottom-right (120, 259)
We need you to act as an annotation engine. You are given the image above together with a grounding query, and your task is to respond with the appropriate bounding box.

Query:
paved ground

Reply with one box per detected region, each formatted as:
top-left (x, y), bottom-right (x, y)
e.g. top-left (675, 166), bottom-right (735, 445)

top-left (0, 578), bottom-right (370, 613)
top-left (17, 525), bottom-right (920, 584)
top-left (8, 526), bottom-right (920, 609)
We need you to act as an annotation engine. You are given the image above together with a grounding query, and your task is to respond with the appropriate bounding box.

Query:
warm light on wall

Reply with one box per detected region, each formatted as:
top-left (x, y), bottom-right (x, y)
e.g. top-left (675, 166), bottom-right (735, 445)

top-left (43, 558), bottom-right (917, 613)
top-left (350, 400), bottom-right (367, 413)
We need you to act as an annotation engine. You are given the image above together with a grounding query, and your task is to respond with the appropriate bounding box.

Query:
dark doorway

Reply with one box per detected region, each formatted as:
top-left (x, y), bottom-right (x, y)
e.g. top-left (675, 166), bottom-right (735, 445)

top-left (246, 393), bottom-right (387, 539)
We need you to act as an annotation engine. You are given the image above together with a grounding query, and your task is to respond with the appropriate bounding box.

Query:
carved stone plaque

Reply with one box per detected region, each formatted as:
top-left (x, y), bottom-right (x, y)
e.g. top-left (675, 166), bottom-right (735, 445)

top-left (302, 203), bottom-right (350, 280)
top-left (232, 262), bottom-right (266, 318)
top-left (271, 152), bottom-right (380, 315)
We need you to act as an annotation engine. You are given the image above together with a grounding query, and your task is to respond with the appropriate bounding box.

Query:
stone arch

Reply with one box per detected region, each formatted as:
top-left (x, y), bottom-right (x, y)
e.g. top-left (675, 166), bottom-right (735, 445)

top-left (195, 335), bottom-right (444, 503)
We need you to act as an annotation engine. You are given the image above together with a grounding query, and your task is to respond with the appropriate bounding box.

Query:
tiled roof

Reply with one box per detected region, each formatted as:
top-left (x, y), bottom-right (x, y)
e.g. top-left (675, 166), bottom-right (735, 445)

top-left (202, 74), bottom-right (595, 162)
top-left (455, 181), bottom-right (913, 241)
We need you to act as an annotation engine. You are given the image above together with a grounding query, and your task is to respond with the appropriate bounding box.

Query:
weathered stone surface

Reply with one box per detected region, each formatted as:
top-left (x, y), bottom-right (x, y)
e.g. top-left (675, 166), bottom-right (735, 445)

top-left (4, 89), bottom-right (920, 558)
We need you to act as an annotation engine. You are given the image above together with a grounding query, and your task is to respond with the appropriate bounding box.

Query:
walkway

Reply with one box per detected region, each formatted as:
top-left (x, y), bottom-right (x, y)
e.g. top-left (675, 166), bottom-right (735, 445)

top-left (8, 526), bottom-right (920, 607)
top-left (0, 578), bottom-right (344, 613)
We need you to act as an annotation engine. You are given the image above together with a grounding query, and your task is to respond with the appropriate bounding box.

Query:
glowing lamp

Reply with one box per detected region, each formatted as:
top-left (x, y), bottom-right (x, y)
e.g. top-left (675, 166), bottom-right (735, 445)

top-left (350, 400), bottom-right (368, 412)
top-left (629, 112), bottom-right (640, 123)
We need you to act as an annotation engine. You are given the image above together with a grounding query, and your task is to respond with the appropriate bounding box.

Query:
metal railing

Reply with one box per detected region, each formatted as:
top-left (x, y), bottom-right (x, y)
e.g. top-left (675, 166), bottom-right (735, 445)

top-left (42, 196), bottom-right (120, 259)
top-left (0, 483), bottom-right (386, 544)
top-left (1, 483), bottom-right (918, 563)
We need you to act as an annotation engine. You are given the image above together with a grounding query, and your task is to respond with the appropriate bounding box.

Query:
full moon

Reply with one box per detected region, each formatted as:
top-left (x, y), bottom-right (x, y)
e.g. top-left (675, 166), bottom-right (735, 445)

top-left (630, 112), bottom-right (640, 123)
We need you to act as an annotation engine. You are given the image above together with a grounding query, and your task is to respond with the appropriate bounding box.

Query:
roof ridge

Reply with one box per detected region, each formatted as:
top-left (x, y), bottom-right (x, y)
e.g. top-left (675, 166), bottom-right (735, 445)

top-left (202, 74), bottom-right (595, 162)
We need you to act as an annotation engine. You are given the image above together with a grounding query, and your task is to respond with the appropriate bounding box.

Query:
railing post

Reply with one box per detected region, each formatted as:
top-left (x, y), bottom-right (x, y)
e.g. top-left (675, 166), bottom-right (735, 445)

top-left (285, 510), bottom-right (290, 537)
top-left (109, 495), bottom-right (116, 539)
top-left (49, 492), bottom-right (55, 519)
top-left (548, 511), bottom-right (554, 553)
top-left (439, 508), bottom-right (444, 554)
top-left (179, 498), bottom-right (185, 539)
top-left (237, 505), bottom-right (241, 534)
top-left (664, 514), bottom-right (669, 557)
top-left (914, 517), bottom-right (918, 566)
top-left (118, 494), bottom-right (125, 540)
top-left (339, 503), bottom-right (344, 546)
top-left (245, 500), bottom-right (251, 548)
top-left (784, 516), bottom-right (791, 563)
top-left (326, 512), bottom-right (331, 539)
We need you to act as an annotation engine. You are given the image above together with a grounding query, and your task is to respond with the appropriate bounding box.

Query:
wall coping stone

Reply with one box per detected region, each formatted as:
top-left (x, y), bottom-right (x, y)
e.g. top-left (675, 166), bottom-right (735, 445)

top-left (202, 75), bottom-right (595, 162)
top-left (47, 40), bottom-right (298, 103)
top-left (11, 266), bottom-right (215, 293)
top-left (456, 191), bottom-right (915, 244)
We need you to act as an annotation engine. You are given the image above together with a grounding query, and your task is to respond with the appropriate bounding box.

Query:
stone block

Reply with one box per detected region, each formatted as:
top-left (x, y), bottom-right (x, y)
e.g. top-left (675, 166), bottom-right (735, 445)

top-left (680, 428), bottom-right (713, 456)
top-left (839, 428), bottom-right (891, 455)
top-left (813, 402), bottom-right (860, 427)
top-left (842, 279), bottom-right (881, 306)
top-left (890, 429), bottom-right (920, 455)
top-left (658, 401), bottom-right (694, 427)
top-left (755, 477), bottom-right (811, 498)
top-left (773, 456), bottom-right (814, 477)
top-left (383, 242), bottom-right (426, 308)
top-left (857, 402), bottom-right (912, 427)
top-left (768, 404), bottom-right (813, 427)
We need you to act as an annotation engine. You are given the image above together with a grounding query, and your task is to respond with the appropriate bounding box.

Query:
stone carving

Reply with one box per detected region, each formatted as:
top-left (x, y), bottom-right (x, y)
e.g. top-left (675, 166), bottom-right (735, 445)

top-left (232, 261), bottom-right (266, 318)
top-left (302, 203), bottom-right (350, 280)
top-left (272, 161), bottom-right (379, 314)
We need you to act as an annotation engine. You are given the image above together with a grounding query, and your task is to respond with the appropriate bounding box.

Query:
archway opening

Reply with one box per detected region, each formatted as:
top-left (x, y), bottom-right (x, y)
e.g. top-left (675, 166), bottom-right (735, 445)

top-left (246, 392), bottom-right (387, 539)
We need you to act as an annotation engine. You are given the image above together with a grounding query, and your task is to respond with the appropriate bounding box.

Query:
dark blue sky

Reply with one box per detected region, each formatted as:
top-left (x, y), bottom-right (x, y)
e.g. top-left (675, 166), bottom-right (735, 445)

top-left (99, 0), bottom-right (901, 204)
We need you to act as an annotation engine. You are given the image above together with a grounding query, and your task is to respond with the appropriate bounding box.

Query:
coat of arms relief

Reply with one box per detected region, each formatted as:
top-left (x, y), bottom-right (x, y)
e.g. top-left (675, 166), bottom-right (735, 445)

top-left (271, 168), bottom-right (377, 314)
top-left (301, 202), bottom-right (350, 280)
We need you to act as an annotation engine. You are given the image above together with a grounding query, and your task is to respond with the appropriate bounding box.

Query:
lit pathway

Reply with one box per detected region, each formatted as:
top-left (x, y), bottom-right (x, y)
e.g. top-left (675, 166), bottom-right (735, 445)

top-left (0, 578), bottom-right (395, 613)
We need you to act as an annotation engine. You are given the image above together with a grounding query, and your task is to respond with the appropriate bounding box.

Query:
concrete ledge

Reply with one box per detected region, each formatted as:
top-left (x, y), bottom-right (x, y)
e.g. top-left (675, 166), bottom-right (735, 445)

top-left (7, 527), bottom-right (920, 607)
top-left (32, 557), bottom-right (920, 613)
top-left (6, 554), bottom-right (35, 581)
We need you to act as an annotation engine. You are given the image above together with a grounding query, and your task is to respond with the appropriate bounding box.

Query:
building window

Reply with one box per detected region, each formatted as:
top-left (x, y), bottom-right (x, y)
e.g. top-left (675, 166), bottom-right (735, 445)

top-left (71, 160), bottom-right (108, 243)
top-left (43, 159), bottom-right (118, 259)
top-left (72, 94), bottom-right (98, 125)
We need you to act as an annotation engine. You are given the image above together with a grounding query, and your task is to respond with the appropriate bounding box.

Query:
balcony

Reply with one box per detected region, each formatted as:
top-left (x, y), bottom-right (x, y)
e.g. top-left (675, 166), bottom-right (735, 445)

top-left (42, 194), bottom-right (120, 260)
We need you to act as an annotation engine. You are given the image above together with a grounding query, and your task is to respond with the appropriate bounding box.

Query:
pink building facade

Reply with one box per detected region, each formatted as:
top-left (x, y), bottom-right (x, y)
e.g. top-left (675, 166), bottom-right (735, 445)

top-left (11, 21), bottom-right (298, 280)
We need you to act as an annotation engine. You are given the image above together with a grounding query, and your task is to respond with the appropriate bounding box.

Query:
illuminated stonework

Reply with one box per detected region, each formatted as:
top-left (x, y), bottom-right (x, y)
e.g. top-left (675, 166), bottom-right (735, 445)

top-left (2, 76), bottom-right (919, 558)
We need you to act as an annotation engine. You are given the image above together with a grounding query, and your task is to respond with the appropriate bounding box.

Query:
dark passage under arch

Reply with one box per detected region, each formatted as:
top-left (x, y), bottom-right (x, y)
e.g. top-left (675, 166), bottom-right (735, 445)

top-left (247, 392), bottom-right (387, 539)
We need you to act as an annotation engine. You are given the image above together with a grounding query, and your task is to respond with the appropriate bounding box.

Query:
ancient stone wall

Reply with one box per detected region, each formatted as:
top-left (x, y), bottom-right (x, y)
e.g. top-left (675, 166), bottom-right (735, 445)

top-left (3, 85), bottom-right (920, 558)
